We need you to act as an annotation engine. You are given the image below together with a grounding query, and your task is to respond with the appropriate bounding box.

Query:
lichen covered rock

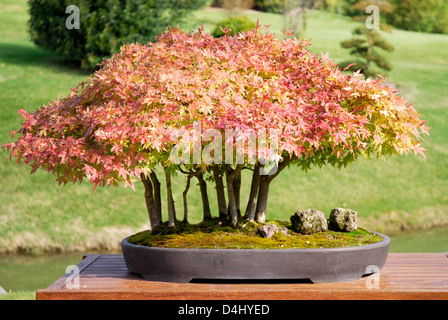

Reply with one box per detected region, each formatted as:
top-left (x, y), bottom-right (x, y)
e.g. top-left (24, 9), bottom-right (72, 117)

top-left (328, 208), bottom-right (358, 232)
top-left (279, 226), bottom-right (289, 235)
top-left (258, 224), bottom-right (279, 238)
top-left (290, 209), bottom-right (328, 234)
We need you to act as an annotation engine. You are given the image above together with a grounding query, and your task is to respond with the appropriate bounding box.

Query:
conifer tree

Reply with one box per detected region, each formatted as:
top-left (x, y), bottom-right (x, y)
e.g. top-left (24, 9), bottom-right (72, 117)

top-left (339, 26), bottom-right (394, 79)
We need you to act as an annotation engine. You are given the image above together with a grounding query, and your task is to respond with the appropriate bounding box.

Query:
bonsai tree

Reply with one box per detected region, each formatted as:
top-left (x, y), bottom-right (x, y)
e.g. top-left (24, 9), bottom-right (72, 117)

top-left (3, 26), bottom-right (429, 233)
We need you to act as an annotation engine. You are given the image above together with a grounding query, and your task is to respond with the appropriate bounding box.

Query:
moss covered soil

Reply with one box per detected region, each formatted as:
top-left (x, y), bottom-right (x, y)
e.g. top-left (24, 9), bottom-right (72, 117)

top-left (127, 219), bottom-right (383, 249)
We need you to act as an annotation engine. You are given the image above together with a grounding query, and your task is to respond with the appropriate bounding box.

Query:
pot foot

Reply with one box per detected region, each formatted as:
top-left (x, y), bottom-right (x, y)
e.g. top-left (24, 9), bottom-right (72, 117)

top-left (141, 273), bottom-right (193, 283)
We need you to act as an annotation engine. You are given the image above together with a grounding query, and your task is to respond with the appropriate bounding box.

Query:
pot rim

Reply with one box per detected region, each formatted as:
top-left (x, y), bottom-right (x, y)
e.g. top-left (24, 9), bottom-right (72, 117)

top-left (121, 231), bottom-right (390, 254)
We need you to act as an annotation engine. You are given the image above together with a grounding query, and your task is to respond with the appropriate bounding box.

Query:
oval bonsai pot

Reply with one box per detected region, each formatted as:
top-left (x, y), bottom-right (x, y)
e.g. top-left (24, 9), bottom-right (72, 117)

top-left (121, 232), bottom-right (390, 283)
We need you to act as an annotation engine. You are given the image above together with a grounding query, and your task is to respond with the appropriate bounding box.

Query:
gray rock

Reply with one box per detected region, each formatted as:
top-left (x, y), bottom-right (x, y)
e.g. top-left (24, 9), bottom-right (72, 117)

top-left (279, 226), bottom-right (289, 235)
top-left (290, 209), bottom-right (328, 234)
top-left (258, 224), bottom-right (279, 238)
top-left (328, 208), bottom-right (358, 232)
top-left (0, 286), bottom-right (7, 295)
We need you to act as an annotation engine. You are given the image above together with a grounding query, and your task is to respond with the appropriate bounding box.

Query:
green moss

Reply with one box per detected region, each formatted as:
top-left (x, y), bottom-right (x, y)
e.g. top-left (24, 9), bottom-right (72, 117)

top-left (127, 219), bottom-right (383, 249)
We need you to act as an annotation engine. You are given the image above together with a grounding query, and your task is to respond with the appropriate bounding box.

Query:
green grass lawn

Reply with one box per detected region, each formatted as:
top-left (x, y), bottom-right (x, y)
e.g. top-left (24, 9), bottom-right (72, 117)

top-left (1, 1), bottom-right (447, 258)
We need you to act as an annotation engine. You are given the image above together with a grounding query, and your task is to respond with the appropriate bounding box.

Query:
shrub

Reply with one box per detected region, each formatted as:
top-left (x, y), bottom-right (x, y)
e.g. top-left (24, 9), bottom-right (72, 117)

top-left (212, 15), bottom-right (257, 37)
top-left (28, 0), bottom-right (86, 64)
top-left (28, 0), bottom-right (210, 70)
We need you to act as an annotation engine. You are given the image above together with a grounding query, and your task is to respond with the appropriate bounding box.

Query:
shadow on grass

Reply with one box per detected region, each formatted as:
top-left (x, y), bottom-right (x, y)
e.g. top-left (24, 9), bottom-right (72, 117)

top-left (0, 41), bottom-right (90, 75)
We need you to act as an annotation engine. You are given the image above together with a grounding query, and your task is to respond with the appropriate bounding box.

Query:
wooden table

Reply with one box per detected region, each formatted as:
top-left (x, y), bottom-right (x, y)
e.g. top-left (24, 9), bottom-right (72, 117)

top-left (36, 253), bottom-right (448, 300)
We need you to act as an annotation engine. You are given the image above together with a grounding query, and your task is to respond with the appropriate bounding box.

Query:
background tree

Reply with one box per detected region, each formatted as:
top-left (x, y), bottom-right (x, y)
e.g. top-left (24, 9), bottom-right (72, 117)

top-left (338, 0), bottom-right (392, 21)
top-left (253, 0), bottom-right (284, 13)
top-left (331, 0), bottom-right (448, 34)
top-left (283, 0), bottom-right (323, 38)
top-left (350, 0), bottom-right (394, 32)
top-left (213, 0), bottom-right (255, 14)
top-left (386, 0), bottom-right (448, 34)
top-left (4, 26), bottom-right (429, 232)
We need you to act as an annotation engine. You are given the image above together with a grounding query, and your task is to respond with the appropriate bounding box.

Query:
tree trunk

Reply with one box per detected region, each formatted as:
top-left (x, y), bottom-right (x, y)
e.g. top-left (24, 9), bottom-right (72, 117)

top-left (225, 164), bottom-right (244, 226)
top-left (164, 167), bottom-right (176, 228)
top-left (254, 157), bottom-right (295, 223)
top-left (141, 174), bottom-right (161, 231)
top-left (149, 171), bottom-right (162, 225)
top-left (234, 170), bottom-right (242, 218)
top-left (226, 173), bottom-right (238, 226)
top-left (254, 176), bottom-right (271, 223)
top-left (196, 172), bottom-right (212, 221)
top-left (244, 162), bottom-right (261, 222)
top-left (212, 165), bottom-right (227, 221)
top-left (182, 175), bottom-right (192, 223)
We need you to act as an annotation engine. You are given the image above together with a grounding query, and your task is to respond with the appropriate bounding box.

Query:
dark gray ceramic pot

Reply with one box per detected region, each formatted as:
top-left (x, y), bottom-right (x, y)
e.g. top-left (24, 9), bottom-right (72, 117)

top-left (121, 232), bottom-right (390, 283)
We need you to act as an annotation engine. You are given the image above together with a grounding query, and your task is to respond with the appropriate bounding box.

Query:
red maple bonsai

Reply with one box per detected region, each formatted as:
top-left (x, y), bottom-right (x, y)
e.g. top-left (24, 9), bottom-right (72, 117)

top-left (3, 26), bottom-right (429, 232)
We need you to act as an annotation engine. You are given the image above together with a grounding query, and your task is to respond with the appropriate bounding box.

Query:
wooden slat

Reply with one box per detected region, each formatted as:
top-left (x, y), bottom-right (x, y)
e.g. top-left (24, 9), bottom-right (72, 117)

top-left (36, 253), bottom-right (448, 300)
top-left (40, 254), bottom-right (101, 290)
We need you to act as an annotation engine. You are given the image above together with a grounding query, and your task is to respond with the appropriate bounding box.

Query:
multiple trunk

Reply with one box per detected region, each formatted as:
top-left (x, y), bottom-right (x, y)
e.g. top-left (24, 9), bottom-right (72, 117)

top-left (142, 158), bottom-right (294, 231)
